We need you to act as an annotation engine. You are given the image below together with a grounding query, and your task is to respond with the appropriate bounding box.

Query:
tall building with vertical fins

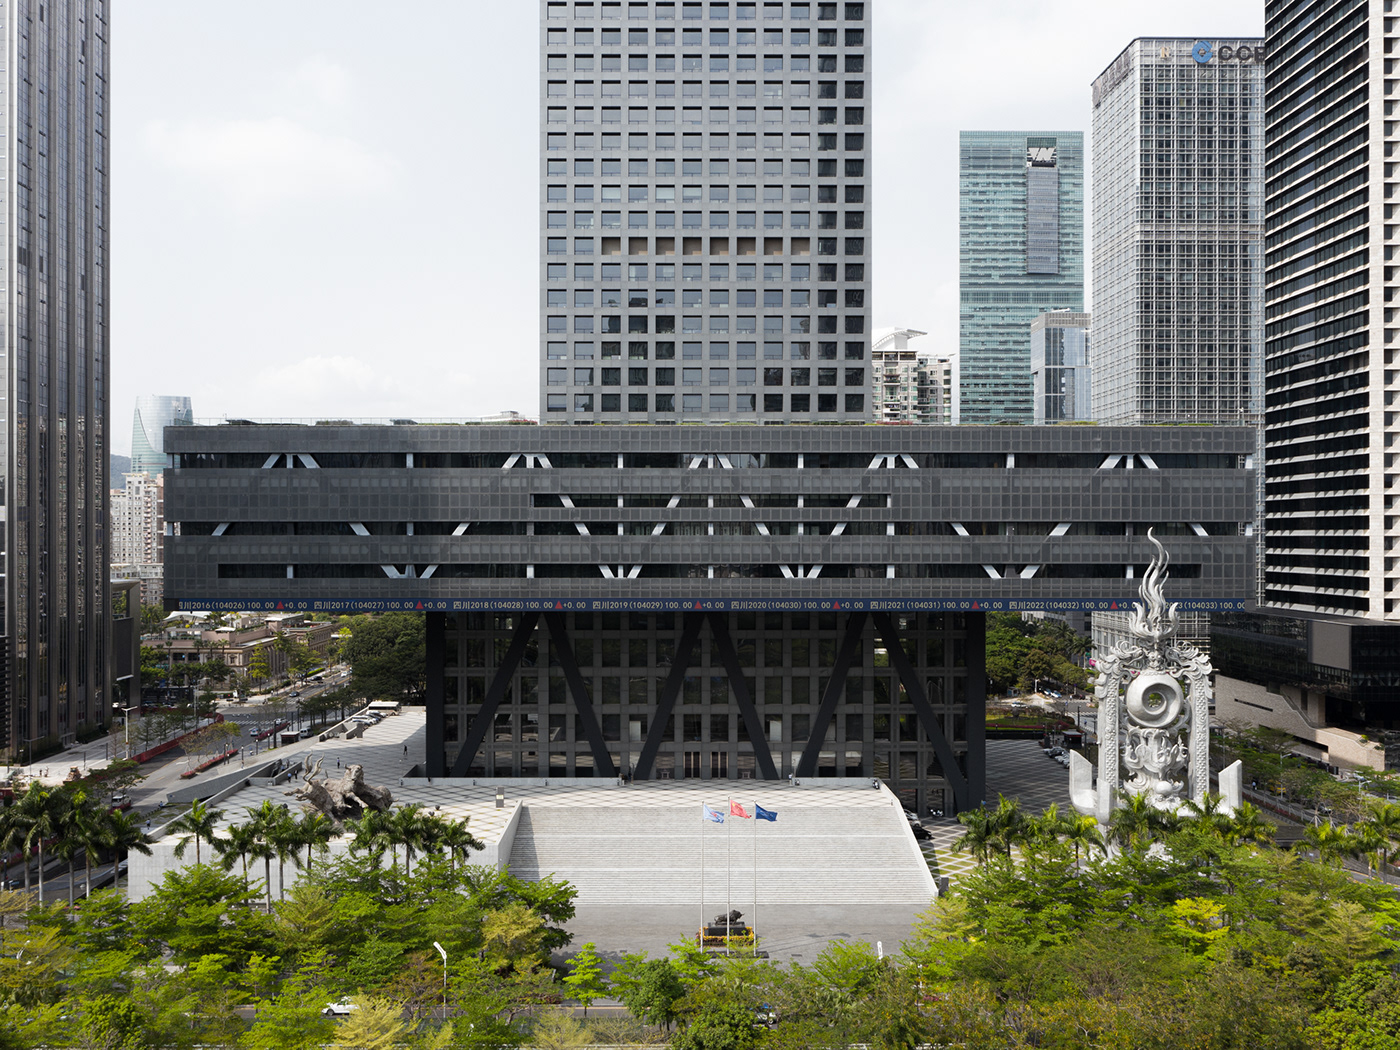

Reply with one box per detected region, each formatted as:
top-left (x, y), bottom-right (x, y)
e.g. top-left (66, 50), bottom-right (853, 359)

top-left (1208, 6), bottom-right (1400, 752)
top-left (958, 131), bottom-right (1084, 424)
top-left (1, 1), bottom-right (112, 760)
top-left (130, 395), bottom-right (193, 478)
top-left (540, 0), bottom-right (871, 424)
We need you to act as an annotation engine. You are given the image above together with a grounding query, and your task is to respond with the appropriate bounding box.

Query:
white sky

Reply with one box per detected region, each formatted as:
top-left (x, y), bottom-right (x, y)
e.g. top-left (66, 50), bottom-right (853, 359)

top-left (111, 0), bottom-right (1263, 453)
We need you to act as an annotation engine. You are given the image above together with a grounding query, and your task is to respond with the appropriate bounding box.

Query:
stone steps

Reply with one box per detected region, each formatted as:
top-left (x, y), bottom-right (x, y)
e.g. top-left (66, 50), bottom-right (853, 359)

top-left (507, 803), bottom-right (936, 906)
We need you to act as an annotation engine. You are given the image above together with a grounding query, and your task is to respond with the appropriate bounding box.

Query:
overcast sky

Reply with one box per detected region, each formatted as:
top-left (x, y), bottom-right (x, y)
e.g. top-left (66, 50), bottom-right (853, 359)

top-left (111, 0), bottom-right (1263, 452)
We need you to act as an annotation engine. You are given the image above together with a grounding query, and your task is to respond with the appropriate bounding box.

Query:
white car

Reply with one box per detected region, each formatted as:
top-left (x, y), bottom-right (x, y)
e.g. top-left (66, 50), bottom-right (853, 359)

top-left (322, 999), bottom-right (358, 1017)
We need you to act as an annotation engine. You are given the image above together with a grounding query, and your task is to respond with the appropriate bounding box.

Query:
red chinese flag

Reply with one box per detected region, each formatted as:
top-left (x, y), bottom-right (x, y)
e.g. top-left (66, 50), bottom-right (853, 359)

top-left (730, 800), bottom-right (751, 818)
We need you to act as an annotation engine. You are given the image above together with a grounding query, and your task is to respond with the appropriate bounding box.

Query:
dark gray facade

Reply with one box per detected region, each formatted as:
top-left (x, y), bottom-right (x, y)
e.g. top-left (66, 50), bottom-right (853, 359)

top-left (541, 0), bottom-right (872, 424)
top-left (164, 423), bottom-right (1256, 813)
top-left (2, 1), bottom-right (112, 760)
top-left (164, 424), bottom-right (1255, 612)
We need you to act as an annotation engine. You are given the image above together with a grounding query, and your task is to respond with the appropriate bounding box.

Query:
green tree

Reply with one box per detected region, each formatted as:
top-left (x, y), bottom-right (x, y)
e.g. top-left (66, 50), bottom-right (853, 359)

top-left (611, 956), bottom-right (686, 1028)
top-left (247, 645), bottom-right (273, 692)
top-left (672, 1001), bottom-right (763, 1050)
top-left (341, 612), bottom-right (427, 702)
top-left (329, 996), bottom-right (410, 1050)
top-left (1309, 961), bottom-right (1400, 1050)
top-left (241, 969), bottom-right (337, 1050)
top-left (140, 602), bottom-right (167, 633)
top-left (563, 942), bottom-right (608, 1016)
top-left (128, 863), bottom-right (272, 968)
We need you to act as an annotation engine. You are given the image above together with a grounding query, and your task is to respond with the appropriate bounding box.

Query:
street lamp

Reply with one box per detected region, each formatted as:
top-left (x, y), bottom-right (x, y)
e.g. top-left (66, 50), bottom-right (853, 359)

top-left (432, 941), bottom-right (448, 1019)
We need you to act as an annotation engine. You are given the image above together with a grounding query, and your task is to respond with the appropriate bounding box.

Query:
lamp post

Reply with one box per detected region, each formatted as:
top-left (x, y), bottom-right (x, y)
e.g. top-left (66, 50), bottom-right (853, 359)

top-left (433, 941), bottom-right (448, 1020)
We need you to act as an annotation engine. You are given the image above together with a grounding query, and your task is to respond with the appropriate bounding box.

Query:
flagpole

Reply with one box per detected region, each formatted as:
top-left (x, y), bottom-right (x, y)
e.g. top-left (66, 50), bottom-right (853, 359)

top-left (753, 800), bottom-right (758, 950)
top-left (700, 804), bottom-right (705, 949)
top-left (726, 797), bottom-right (732, 946)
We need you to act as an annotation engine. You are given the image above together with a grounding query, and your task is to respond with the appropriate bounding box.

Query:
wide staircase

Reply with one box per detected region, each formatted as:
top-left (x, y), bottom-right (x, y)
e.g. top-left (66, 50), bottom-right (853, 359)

top-left (507, 799), bottom-right (936, 907)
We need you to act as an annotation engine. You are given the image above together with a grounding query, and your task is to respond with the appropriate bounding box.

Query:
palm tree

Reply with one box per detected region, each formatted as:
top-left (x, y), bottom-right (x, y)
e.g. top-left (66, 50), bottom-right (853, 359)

top-left (438, 818), bottom-right (484, 877)
top-left (1352, 823), bottom-right (1389, 881)
top-left (1181, 793), bottom-right (1235, 841)
top-left (214, 822), bottom-right (258, 890)
top-left (1359, 802), bottom-right (1400, 882)
top-left (392, 805), bottom-right (436, 882)
top-left (1302, 820), bottom-right (1360, 866)
top-left (168, 799), bottom-right (226, 868)
top-left (1223, 802), bottom-right (1275, 848)
top-left (1027, 803), bottom-right (1070, 849)
top-left (952, 807), bottom-right (996, 865)
top-left (244, 802), bottom-right (298, 902)
top-left (103, 810), bottom-right (154, 883)
top-left (987, 795), bottom-right (1030, 857)
top-left (48, 792), bottom-right (83, 907)
top-left (0, 806), bottom-right (24, 895)
top-left (349, 808), bottom-right (395, 874)
top-left (295, 811), bottom-right (336, 869)
top-left (1062, 814), bottom-right (1105, 864)
top-left (72, 800), bottom-right (112, 900)
top-left (1107, 792), bottom-right (1180, 851)
top-left (14, 784), bottom-right (62, 905)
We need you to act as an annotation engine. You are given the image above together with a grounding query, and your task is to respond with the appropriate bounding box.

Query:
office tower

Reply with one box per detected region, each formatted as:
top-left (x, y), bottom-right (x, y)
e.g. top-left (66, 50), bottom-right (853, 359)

top-left (1029, 311), bottom-right (1091, 425)
top-left (1090, 38), bottom-right (1264, 425)
top-left (541, 0), bottom-right (871, 423)
top-left (130, 395), bottom-right (193, 477)
top-left (958, 131), bottom-right (1084, 424)
top-left (1207, 7), bottom-right (1400, 750)
top-left (1, 2), bottom-right (111, 759)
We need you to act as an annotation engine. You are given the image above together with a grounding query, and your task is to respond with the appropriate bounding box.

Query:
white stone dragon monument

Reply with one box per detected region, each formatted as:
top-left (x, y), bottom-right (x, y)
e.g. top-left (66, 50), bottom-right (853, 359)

top-left (1069, 530), bottom-right (1243, 823)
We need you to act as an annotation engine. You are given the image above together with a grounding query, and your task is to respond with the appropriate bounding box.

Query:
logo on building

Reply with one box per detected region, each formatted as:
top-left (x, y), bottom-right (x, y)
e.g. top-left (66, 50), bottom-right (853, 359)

top-left (1191, 40), bottom-right (1266, 65)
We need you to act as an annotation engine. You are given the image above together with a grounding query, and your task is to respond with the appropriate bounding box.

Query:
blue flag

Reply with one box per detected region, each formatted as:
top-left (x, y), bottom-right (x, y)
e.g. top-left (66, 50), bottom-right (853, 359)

top-left (754, 804), bottom-right (777, 822)
top-left (703, 804), bottom-right (724, 823)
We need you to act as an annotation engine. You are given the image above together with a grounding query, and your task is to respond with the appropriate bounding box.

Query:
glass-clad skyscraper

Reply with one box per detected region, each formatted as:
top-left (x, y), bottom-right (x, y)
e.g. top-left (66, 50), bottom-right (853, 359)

top-left (130, 395), bottom-right (194, 477)
top-left (540, 0), bottom-right (872, 424)
top-left (2, 1), bottom-right (112, 759)
top-left (1090, 38), bottom-right (1264, 425)
top-left (1029, 311), bottom-right (1091, 424)
top-left (958, 131), bottom-right (1083, 424)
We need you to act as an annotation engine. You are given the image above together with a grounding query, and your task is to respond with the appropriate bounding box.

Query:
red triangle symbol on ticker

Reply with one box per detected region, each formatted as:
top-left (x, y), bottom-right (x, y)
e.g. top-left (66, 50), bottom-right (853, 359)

top-left (693, 601), bottom-right (703, 610)
top-left (415, 602), bottom-right (424, 610)
top-left (276, 602), bottom-right (284, 610)
top-left (832, 601), bottom-right (840, 609)
top-left (972, 601), bottom-right (980, 610)
top-left (555, 601), bottom-right (564, 610)
top-left (1110, 601), bottom-right (1119, 610)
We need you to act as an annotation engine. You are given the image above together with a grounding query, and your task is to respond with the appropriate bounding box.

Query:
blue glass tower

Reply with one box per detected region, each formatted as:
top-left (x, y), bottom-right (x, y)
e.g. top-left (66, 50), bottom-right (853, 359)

top-left (958, 131), bottom-right (1084, 423)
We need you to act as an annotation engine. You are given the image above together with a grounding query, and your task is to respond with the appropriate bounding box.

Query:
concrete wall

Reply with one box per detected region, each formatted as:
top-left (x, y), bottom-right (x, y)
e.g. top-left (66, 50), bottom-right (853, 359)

top-left (1214, 674), bottom-right (1386, 771)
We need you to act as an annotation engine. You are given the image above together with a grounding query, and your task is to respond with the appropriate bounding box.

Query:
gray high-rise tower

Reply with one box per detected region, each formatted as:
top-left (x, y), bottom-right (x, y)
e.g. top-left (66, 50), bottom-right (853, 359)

top-left (1090, 38), bottom-right (1264, 425)
top-left (540, 0), bottom-right (872, 423)
top-left (2, 2), bottom-right (111, 759)
top-left (958, 131), bottom-right (1084, 424)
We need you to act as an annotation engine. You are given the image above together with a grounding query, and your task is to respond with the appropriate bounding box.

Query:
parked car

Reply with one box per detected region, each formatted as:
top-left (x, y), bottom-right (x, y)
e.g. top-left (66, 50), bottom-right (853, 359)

top-left (322, 999), bottom-right (358, 1017)
top-left (903, 810), bottom-right (922, 829)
